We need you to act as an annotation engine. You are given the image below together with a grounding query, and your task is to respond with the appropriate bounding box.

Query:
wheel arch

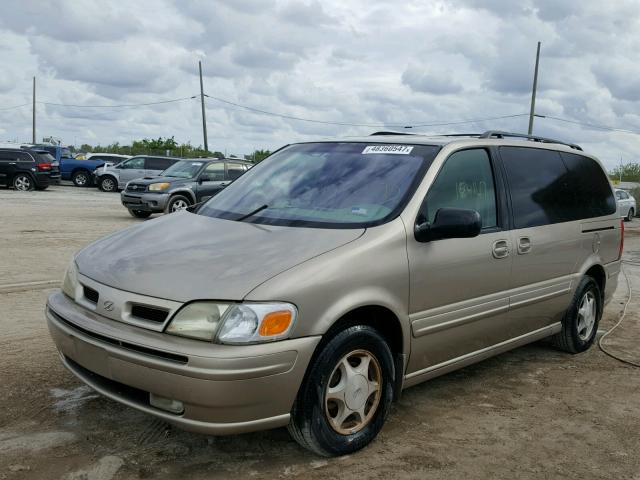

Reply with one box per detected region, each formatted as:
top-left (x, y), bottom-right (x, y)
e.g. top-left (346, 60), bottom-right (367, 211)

top-left (12, 170), bottom-right (36, 186)
top-left (584, 263), bottom-right (606, 303)
top-left (168, 189), bottom-right (196, 204)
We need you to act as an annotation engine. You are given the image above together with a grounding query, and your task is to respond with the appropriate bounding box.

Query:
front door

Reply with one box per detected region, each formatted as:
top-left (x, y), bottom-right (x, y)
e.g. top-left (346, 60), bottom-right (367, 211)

top-left (406, 148), bottom-right (513, 374)
top-left (117, 157), bottom-right (147, 185)
top-left (196, 162), bottom-right (228, 202)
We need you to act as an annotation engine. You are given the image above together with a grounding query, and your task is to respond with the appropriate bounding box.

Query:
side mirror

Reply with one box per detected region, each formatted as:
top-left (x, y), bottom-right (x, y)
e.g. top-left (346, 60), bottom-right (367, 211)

top-left (199, 175), bottom-right (210, 183)
top-left (414, 207), bottom-right (482, 242)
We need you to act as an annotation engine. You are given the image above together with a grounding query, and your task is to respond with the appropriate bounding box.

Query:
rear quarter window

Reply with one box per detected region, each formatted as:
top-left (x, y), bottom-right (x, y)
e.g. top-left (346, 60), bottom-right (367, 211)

top-left (560, 152), bottom-right (616, 219)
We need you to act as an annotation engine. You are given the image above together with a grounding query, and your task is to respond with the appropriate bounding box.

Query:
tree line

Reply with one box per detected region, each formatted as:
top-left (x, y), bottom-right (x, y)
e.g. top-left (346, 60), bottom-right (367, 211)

top-left (73, 137), bottom-right (271, 163)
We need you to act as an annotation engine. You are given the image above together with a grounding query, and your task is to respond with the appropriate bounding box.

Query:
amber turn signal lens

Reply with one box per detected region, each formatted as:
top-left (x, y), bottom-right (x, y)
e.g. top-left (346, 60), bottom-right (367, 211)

top-left (259, 311), bottom-right (293, 336)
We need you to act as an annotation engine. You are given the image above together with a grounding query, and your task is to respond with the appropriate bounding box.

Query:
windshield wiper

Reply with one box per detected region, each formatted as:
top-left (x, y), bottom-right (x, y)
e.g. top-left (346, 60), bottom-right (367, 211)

top-left (236, 204), bottom-right (268, 222)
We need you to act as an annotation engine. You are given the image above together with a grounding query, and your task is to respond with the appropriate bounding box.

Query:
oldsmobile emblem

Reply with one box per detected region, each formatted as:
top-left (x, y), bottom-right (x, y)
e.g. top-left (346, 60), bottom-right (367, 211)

top-left (103, 300), bottom-right (114, 311)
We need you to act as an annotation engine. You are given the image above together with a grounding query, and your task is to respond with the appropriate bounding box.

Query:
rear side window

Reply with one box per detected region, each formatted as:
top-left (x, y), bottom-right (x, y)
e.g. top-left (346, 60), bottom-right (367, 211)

top-left (560, 152), bottom-right (616, 218)
top-left (146, 157), bottom-right (173, 170)
top-left (226, 163), bottom-right (246, 181)
top-left (36, 153), bottom-right (55, 163)
top-left (424, 149), bottom-right (497, 228)
top-left (500, 147), bottom-right (575, 228)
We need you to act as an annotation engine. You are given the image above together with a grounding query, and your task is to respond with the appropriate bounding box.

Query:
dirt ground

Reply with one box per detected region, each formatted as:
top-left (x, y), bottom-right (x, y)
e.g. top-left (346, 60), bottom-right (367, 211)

top-left (1, 185), bottom-right (639, 480)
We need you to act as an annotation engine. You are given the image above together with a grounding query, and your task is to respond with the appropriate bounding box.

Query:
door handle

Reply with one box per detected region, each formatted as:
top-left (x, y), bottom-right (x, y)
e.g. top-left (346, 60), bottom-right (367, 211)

top-left (9, 162), bottom-right (16, 165)
top-left (517, 237), bottom-right (532, 254)
top-left (492, 239), bottom-right (510, 259)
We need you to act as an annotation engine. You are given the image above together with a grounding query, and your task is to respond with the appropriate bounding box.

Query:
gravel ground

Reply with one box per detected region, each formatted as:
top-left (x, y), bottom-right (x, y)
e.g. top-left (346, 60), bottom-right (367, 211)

top-left (1, 185), bottom-right (639, 480)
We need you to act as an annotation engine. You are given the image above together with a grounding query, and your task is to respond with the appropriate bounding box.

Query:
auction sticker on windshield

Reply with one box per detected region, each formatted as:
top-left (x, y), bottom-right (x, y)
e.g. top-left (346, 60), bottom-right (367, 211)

top-left (362, 145), bottom-right (414, 155)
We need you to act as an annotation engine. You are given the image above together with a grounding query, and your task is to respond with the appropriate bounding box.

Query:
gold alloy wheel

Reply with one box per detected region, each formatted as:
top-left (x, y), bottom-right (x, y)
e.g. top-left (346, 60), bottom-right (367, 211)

top-left (324, 349), bottom-right (382, 435)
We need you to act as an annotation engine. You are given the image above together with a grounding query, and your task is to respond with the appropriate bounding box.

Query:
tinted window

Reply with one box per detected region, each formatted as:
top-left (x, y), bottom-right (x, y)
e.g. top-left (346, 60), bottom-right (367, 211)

top-left (501, 147), bottom-right (575, 228)
top-left (119, 157), bottom-right (145, 169)
top-left (560, 152), bottom-right (616, 218)
top-left (422, 149), bottom-right (497, 228)
top-left (36, 153), bottom-right (55, 163)
top-left (226, 163), bottom-right (246, 181)
top-left (146, 157), bottom-right (173, 170)
top-left (204, 162), bottom-right (225, 181)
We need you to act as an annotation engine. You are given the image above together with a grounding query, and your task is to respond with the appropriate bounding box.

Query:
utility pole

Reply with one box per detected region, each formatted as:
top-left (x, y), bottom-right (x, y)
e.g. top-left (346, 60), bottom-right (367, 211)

top-left (32, 76), bottom-right (36, 144)
top-left (198, 61), bottom-right (209, 153)
top-left (528, 41), bottom-right (541, 135)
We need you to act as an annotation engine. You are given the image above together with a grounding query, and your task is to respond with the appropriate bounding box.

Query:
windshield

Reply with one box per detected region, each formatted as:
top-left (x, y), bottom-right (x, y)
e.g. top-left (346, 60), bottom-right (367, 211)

top-left (198, 142), bottom-right (440, 228)
top-left (162, 160), bottom-right (205, 178)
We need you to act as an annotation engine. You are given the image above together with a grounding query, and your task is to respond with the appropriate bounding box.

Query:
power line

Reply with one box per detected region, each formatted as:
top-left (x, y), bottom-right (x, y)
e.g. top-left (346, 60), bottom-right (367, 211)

top-left (0, 102), bottom-right (30, 111)
top-left (204, 94), bottom-right (529, 128)
top-left (536, 114), bottom-right (640, 135)
top-left (38, 96), bottom-right (198, 109)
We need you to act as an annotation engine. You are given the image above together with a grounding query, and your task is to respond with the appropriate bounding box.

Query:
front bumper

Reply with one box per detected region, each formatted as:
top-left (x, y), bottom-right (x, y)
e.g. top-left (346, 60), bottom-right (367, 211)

top-left (121, 192), bottom-right (170, 213)
top-left (46, 291), bottom-right (320, 435)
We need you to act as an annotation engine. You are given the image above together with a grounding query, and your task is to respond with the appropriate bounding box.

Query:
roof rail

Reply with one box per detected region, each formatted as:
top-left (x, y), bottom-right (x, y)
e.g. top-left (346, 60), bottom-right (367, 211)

top-left (479, 130), bottom-right (582, 151)
top-left (369, 131), bottom-right (415, 136)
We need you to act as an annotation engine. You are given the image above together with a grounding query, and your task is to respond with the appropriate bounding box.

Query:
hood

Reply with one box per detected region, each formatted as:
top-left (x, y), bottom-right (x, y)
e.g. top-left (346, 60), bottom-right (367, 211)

top-left (128, 176), bottom-right (190, 185)
top-left (75, 211), bottom-right (364, 302)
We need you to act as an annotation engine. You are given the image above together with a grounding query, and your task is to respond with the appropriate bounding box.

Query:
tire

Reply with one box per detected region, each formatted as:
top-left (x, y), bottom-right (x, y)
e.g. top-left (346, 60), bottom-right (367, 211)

top-left (626, 207), bottom-right (634, 222)
top-left (13, 173), bottom-right (35, 191)
top-left (164, 195), bottom-right (191, 214)
top-left (288, 325), bottom-right (394, 456)
top-left (551, 276), bottom-right (602, 354)
top-left (98, 175), bottom-right (118, 192)
top-left (72, 170), bottom-right (92, 187)
top-left (128, 209), bottom-right (152, 219)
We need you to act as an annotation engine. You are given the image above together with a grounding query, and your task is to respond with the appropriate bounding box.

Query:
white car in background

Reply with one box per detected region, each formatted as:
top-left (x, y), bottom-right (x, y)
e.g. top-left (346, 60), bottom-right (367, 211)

top-left (615, 189), bottom-right (636, 221)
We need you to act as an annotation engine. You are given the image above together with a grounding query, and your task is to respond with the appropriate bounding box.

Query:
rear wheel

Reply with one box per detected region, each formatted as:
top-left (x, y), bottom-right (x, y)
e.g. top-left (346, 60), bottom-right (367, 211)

top-left (13, 173), bottom-right (34, 191)
top-left (99, 175), bottom-right (118, 192)
top-left (128, 209), bottom-right (152, 219)
top-left (288, 325), bottom-right (394, 456)
top-left (551, 276), bottom-right (601, 353)
top-left (72, 170), bottom-right (91, 187)
top-left (164, 195), bottom-right (191, 214)
top-left (626, 207), bottom-right (635, 222)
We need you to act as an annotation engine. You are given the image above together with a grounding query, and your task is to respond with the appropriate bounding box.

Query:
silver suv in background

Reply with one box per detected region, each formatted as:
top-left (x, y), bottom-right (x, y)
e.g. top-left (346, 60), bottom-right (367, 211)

top-left (47, 131), bottom-right (622, 456)
top-left (94, 155), bottom-right (182, 192)
top-left (615, 188), bottom-right (636, 221)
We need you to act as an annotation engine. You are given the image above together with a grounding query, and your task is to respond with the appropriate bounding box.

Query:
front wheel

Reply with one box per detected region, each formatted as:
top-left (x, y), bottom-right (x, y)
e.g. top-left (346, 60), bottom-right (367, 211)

top-left (551, 276), bottom-right (602, 353)
top-left (164, 195), bottom-right (191, 214)
top-left (288, 325), bottom-right (394, 456)
top-left (72, 170), bottom-right (91, 187)
top-left (99, 176), bottom-right (118, 192)
top-left (626, 207), bottom-right (635, 222)
top-left (128, 209), bottom-right (152, 219)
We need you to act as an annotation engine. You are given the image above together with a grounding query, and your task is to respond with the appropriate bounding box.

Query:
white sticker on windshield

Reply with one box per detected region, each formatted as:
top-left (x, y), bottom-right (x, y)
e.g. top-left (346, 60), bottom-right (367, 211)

top-left (192, 162), bottom-right (203, 166)
top-left (362, 145), bottom-right (414, 155)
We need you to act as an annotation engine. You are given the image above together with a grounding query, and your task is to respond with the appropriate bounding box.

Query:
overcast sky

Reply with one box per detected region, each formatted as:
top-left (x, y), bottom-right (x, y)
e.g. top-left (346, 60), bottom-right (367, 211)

top-left (1, 0), bottom-right (639, 169)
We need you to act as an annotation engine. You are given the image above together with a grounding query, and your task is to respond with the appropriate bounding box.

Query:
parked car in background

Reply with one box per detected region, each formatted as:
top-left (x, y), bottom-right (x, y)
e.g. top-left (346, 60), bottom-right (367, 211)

top-left (121, 158), bottom-right (251, 217)
top-left (615, 189), bottom-right (636, 221)
top-left (57, 156), bottom-right (111, 187)
top-left (0, 147), bottom-right (59, 190)
top-left (95, 155), bottom-right (182, 192)
top-left (47, 131), bottom-right (621, 456)
top-left (74, 152), bottom-right (130, 164)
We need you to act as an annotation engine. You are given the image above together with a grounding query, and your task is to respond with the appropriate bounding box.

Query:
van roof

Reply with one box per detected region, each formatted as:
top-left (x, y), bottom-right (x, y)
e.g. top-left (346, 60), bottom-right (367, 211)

top-left (319, 130), bottom-right (583, 153)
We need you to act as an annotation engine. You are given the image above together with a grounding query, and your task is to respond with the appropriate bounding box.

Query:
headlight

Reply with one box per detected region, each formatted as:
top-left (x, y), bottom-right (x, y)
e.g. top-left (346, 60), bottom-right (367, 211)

top-left (149, 182), bottom-right (170, 191)
top-left (165, 302), bottom-right (297, 344)
top-left (62, 260), bottom-right (79, 299)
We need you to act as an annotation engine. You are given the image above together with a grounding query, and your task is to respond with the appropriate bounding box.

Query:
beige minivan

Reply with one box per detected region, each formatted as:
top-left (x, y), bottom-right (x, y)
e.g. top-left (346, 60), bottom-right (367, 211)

top-left (46, 131), bottom-right (622, 456)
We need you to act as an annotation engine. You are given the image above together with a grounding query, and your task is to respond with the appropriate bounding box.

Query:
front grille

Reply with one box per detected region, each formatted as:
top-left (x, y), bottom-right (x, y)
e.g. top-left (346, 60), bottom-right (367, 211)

top-left (51, 309), bottom-right (188, 364)
top-left (126, 183), bottom-right (147, 192)
top-left (83, 285), bottom-right (99, 303)
top-left (131, 304), bottom-right (169, 323)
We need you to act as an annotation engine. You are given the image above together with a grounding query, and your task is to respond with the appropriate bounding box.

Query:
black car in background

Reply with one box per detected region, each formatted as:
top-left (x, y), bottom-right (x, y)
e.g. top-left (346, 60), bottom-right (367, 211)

top-left (0, 148), bottom-right (60, 191)
top-left (121, 158), bottom-right (252, 218)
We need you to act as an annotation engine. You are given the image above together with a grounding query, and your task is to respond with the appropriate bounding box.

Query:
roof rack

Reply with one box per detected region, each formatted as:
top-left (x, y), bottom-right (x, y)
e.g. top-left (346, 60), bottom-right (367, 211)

top-left (369, 131), bottom-right (415, 136)
top-left (479, 130), bottom-right (582, 151)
